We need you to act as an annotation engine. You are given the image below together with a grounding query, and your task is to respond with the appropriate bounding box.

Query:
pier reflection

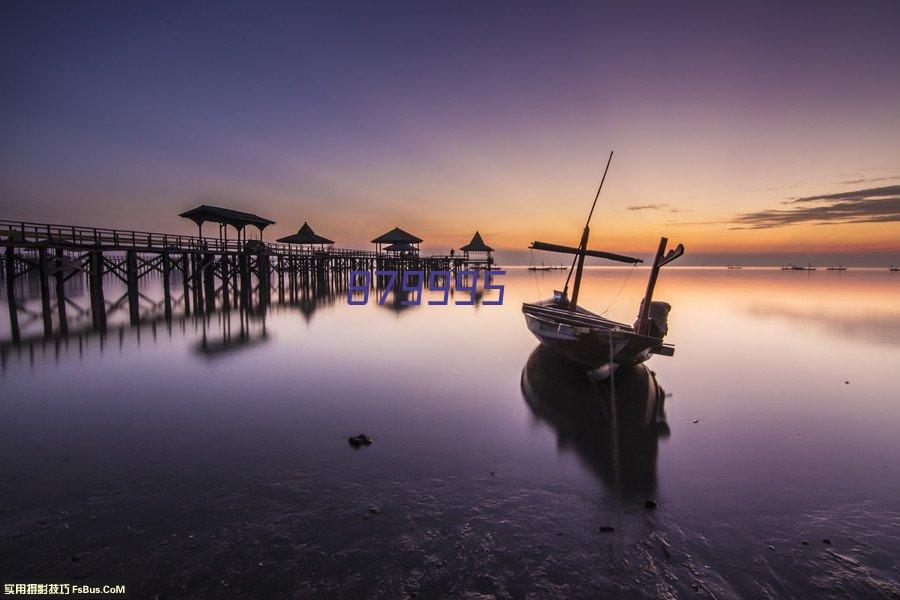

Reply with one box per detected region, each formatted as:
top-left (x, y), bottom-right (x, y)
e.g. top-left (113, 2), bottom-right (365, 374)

top-left (0, 268), bottom-right (344, 370)
top-left (520, 346), bottom-right (669, 496)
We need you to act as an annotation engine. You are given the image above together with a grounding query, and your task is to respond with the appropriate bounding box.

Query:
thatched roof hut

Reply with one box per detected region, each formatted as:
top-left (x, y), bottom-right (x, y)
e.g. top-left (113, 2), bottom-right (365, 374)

top-left (371, 227), bottom-right (423, 244)
top-left (460, 231), bottom-right (493, 253)
top-left (179, 204), bottom-right (275, 240)
top-left (276, 222), bottom-right (335, 247)
top-left (372, 227), bottom-right (422, 253)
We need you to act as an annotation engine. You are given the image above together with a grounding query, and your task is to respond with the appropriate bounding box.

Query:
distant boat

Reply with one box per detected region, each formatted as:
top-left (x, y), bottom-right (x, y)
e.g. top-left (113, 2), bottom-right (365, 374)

top-left (522, 152), bottom-right (684, 371)
top-left (780, 264), bottom-right (794, 270)
top-left (726, 265), bottom-right (743, 270)
top-left (827, 265), bottom-right (848, 271)
top-left (790, 262), bottom-right (816, 271)
top-left (890, 266), bottom-right (900, 272)
top-left (527, 260), bottom-right (552, 271)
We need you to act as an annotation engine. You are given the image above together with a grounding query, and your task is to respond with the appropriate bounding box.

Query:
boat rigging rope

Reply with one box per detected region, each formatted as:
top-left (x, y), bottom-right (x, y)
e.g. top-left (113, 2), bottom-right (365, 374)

top-left (530, 248), bottom-right (542, 298)
top-left (600, 263), bottom-right (637, 316)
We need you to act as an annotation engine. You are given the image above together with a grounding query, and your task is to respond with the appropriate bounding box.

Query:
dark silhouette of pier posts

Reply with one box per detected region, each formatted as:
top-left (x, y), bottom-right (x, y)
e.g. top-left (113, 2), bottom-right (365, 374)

top-left (4, 247), bottom-right (20, 342)
top-left (180, 252), bottom-right (191, 317)
top-left (221, 254), bottom-right (231, 310)
top-left (89, 250), bottom-right (106, 330)
top-left (125, 250), bottom-right (140, 324)
top-left (162, 252), bottom-right (173, 320)
top-left (231, 255), bottom-right (239, 307)
top-left (238, 251), bottom-right (250, 308)
top-left (203, 252), bottom-right (215, 313)
top-left (54, 248), bottom-right (68, 336)
top-left (258, 252), bottom-right (271, 305)
top-left (191, 253), bottom-right (204, 315)
top-left (37, 246), bottom-right (53, 336)
top-left (288, 255), bottom-right (297, 302)
top-left (277, 254), bottom-right (285, 302)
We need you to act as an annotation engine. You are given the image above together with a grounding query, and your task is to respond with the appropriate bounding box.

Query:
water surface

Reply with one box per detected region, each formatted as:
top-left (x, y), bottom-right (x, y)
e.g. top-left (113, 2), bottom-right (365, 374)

top-left (1, 267), bottom-right (898, 598)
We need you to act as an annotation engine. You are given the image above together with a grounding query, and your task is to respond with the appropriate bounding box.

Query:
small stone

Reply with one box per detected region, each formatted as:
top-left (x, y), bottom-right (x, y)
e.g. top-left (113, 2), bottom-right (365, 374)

top-left (801, 540), bottom-right (809, 545)
top-left (599, 526), bottom-right (614, 533)
top-left (368, 507), bottom-right (380, 515)
top-left (644, 500), bottom-right (658, 509)
top-left (349, 434), bottom-right (373, 447)
top-left (692, 419), bottom-right (700, 424)
top-left (767, 545), bottom-right (775, 550)
top-left (822, 538), bottom-right (831, 545)
top-left (844, 381), bottom-right (850, 385)
top-left (70, 556), bottom-right (79, 562)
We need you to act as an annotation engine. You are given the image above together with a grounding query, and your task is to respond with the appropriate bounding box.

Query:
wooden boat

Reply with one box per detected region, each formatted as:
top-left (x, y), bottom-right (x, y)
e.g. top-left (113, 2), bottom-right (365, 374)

top-left (727, 265), bottom-right (743, 270)
top-left (522, 152), bottom-right (684, 371)
top-left (890, 266), bottom-right (900, 272)
top-left (827, 265), bottom-right (847, 271)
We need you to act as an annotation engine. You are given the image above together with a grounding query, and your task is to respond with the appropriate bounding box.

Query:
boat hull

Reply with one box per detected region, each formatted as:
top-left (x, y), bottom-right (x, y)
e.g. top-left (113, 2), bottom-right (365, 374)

top-left (522, 299), bottom-right (667, 370)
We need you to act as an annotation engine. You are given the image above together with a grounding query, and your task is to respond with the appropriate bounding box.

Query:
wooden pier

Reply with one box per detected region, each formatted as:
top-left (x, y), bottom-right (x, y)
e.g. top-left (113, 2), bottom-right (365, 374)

top-left (0, 219), bottom-right (494, 342)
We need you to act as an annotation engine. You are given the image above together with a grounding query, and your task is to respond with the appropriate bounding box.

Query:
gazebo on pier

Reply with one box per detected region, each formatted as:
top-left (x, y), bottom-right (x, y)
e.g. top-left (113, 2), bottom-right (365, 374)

top-left (460, 231), bottom-right (494, 265)
top-left (179, 204), bottom-right (276, 242)
top-left (276, 222), bottom-right (335, 251)
top-left (371, 227), bottom-right (422, 255)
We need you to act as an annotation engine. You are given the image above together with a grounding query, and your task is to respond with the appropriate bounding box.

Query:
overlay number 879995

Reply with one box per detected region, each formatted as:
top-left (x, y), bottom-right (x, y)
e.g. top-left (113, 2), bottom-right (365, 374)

top-left (347, 270), bottom-right (505, 306)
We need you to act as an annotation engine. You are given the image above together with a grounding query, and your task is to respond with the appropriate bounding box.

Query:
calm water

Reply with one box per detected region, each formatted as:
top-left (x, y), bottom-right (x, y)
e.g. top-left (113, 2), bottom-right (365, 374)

top-left (1, 267), bottom-right (899, 598)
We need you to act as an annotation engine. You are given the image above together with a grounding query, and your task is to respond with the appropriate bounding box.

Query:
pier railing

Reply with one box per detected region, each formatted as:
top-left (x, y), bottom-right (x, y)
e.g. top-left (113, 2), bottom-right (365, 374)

top-left (0, 219), bottom-right (374, 257)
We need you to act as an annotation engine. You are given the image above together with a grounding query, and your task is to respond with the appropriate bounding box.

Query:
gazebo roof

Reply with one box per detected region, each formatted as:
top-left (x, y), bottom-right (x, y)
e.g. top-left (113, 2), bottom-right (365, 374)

top-left (276, 222), bottom-right (335, 245)
top-left (371, 227), bottom-right (422, 244)
top-left (460, 231), bottom-right (494, 252)
top-left (179, 204), bottom-right (275, 230)
top-left (383, 242), bottom-right (419, 252)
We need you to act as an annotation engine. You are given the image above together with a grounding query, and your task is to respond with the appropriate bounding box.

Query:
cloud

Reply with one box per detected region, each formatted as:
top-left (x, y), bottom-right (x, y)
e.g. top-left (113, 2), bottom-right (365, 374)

top-left (731, 185), bottom-right (900, 229)
top-left (668, 207), bottom-right (694, 213)
top-left (787, 184), bottom-right (900, 203)
top-left (835, 175), bottom-right (900, 185)
top-left (626, 203), bottom-right (668, 211)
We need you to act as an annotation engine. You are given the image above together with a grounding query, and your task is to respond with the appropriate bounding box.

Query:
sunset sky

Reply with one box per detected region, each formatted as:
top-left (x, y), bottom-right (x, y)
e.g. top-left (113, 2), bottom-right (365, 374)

top-left (1, 1), bottom-right (898, 264)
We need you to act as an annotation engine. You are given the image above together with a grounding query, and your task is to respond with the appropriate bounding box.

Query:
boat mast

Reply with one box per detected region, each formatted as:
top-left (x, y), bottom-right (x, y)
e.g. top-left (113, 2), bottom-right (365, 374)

top-left (565, 150), bottom-right (614, 310)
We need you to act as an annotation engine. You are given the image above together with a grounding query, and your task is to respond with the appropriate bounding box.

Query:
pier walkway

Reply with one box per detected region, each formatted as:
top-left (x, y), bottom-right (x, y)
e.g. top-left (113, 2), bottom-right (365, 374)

top-left (0, 218), bottom-right (495, 341)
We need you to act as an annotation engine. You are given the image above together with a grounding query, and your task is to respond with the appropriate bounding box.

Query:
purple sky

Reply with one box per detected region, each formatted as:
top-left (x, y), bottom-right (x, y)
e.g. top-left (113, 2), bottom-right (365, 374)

top-left (1, 1), bottom-right (899, 264)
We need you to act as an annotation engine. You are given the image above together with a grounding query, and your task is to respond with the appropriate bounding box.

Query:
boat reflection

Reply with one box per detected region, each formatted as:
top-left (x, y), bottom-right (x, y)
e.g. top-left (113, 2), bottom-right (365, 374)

top-left (521, 345), bottom-right (669, 496)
